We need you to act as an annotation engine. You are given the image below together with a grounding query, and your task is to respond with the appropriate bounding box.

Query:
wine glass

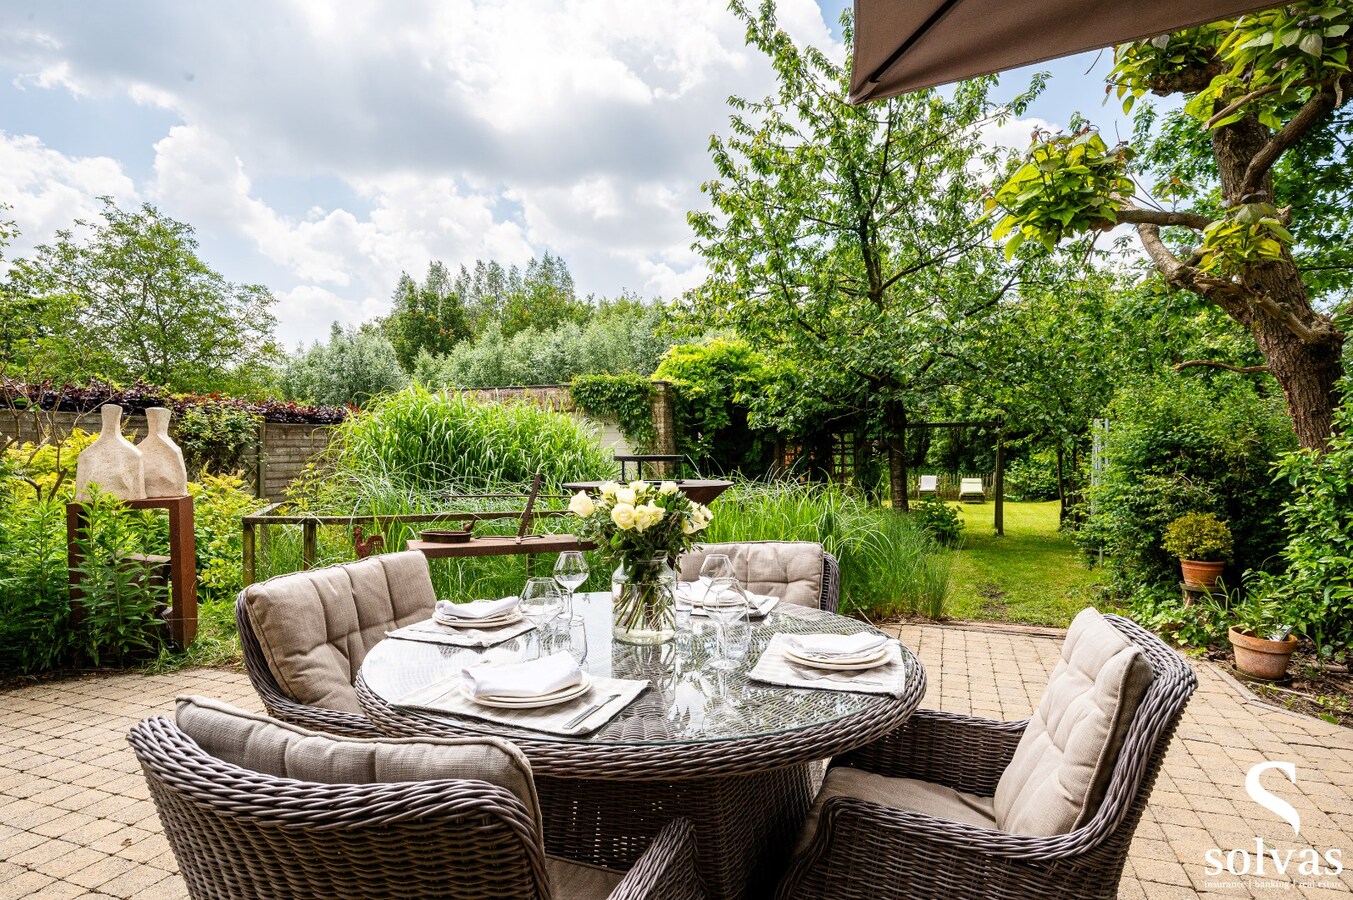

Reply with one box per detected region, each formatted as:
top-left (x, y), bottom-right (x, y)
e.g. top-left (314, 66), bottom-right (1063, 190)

top-left (520, 577), bottom-right (564, 658)
top-left (706, 576), bottom-right (750, 671)
top-left (553, 551), bottom-right (589, 624)
top-left (699, 554), bottom-right (735, 584)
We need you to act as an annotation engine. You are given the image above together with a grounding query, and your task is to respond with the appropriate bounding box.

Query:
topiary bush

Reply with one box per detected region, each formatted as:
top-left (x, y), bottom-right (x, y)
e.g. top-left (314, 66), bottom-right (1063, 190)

top-left (1162, 512), bottom-right (1233, 562)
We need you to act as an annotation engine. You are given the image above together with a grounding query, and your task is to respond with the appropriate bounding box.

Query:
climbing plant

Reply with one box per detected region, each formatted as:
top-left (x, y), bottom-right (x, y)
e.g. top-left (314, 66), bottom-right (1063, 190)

top-left (570, 374), bottom-right (657, 450)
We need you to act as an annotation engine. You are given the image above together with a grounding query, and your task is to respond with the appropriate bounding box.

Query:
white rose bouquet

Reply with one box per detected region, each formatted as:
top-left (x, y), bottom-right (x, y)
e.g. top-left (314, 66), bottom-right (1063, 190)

top-left (568, 480), bottom-right (713, 642)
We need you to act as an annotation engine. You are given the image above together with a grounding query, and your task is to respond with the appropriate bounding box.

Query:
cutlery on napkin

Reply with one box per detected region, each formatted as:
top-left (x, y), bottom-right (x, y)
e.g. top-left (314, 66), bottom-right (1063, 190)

top-left (784, 632), bottom-right (889, 659)
top-left (676, 578), bottom-right (777, 608)
top-left (461, 651), bottom-right (582, 699)
top-left (436, 596), bottom-right (519, 620)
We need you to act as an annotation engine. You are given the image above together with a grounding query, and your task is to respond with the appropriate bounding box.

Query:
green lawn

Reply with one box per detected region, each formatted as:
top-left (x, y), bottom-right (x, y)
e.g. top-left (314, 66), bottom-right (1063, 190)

top-left (942, 500), bottom-right (1106, 628)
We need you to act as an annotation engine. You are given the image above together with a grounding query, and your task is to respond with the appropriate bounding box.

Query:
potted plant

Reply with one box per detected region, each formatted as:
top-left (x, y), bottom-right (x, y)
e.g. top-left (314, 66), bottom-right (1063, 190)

top-left (1162, 512), bottom-right (1233, 588)
top-left (1227, 588), bottom-right (1298, 680)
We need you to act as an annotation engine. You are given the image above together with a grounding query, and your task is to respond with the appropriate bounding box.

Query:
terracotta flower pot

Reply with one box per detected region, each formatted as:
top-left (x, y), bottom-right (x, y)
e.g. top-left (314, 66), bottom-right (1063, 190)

top-left (1179, 559), bottom-right (1225, 588)
top-left (1228, 627), bottom-right (1298, 681)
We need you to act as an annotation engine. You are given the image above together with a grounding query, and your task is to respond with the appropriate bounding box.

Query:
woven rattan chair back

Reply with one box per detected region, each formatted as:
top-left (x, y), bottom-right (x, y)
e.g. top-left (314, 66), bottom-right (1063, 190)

top-left (129, 716), bottom-right (551, 900)
top-left (236, 594), bottom-right (378, 736)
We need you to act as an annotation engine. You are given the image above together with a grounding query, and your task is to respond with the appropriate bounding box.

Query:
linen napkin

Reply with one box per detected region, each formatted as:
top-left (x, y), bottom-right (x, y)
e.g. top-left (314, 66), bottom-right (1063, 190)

top-left (749, 633), bottom-right (907, 697)
top-left (435, 596), bottom-right (519, 621)
top-left (386, 616), bottom-right (534, 648)
top-left (785, 632), bottom-right (889, 659)
top-left (397, 671), bottom-right (649, 737)
top-left (462, 651), bottom-right (582, 699)
top-left (676, 579), bottom-right (779, 617)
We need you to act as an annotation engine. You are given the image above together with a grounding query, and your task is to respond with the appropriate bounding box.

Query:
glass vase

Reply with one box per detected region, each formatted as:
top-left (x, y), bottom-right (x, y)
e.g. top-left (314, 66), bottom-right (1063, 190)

top-left (611, 557), bottom-right (677, 645)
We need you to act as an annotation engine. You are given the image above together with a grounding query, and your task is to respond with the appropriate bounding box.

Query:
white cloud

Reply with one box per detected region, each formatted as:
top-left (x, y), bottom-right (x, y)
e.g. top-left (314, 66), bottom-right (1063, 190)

top-left (0, 131), bottom-right (138, 259)
top-left (0, 0), bottom-right (840, 341)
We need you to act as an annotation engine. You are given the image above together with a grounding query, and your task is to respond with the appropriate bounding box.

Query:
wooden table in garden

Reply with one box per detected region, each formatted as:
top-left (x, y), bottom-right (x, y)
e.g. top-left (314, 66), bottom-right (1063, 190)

top-left (356, 592), bottom-right (925, 900)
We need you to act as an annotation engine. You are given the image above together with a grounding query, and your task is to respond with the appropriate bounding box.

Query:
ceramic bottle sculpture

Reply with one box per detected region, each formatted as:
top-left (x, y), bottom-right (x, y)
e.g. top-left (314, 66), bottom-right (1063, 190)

top-left (138, 407), bottom-right (189, 497)
top-left (74, 404), bottom-right (147, 502)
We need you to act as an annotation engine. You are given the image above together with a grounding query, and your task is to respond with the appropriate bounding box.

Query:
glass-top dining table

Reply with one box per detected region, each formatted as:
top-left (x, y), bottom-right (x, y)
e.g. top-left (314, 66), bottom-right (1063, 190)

top-left (356, 591), bottom-right (927, 900)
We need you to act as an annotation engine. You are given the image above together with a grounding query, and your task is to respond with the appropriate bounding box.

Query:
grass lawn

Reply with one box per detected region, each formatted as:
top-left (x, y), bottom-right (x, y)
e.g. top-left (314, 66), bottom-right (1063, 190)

top-left (942, 500), bottom-right (1107, 628)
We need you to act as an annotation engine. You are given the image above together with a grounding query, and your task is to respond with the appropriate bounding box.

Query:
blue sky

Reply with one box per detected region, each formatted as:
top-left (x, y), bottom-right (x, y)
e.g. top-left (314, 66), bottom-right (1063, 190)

top-left (1, 0), bottom-right (1139, 347)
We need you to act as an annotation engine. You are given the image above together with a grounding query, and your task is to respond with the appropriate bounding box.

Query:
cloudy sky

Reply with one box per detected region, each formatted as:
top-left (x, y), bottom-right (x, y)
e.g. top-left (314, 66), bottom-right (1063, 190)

top-left (0, 0), bottom-right (1134, 347)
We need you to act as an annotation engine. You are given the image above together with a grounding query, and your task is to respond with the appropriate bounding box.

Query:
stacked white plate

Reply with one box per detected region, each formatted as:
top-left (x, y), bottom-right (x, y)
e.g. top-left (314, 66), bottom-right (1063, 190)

top-left (783, 642), bottom-right (891, 671)
top-left (433, 609), bottom-right (523, 629)
top-left (463, 672), bottom-right (592, 709)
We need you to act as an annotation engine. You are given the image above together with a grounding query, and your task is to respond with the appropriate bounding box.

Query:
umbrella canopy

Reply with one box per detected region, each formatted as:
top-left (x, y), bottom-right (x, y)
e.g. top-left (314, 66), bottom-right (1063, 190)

top-left (850, 0), bottom-right (1285, 104)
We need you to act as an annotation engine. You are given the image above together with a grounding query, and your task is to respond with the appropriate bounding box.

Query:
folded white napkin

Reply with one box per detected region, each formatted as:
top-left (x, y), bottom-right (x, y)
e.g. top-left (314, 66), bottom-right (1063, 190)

top-left (436, 596), bottom-right (518, 620)
top-left (785, 632), bottom-right (889, 658)
top-left (676, 578), bottom-right (775, 607)
top-left (461, 652), bottom-right (582, 699)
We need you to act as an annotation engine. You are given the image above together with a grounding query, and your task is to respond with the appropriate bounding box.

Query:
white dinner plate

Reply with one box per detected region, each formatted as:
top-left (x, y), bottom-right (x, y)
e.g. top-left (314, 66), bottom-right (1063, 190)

top-left (463, 672), bottom-right (593, 709)
top-left (434, 610), bottom-right (523, 629)
top-left (784, 644), bottom-right (891, 671)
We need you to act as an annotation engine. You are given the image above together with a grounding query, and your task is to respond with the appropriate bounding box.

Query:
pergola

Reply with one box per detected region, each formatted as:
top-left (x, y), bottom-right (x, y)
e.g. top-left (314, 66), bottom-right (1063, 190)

top-left (849, 0), bottom-right (1286, 103)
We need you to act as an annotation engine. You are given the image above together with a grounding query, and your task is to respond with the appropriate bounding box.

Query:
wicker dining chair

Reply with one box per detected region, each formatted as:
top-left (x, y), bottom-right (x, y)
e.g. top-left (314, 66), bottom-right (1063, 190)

top-left (236, 550), bottom-right (437, 737)
top-left (775, 611), bottom-right (1197, 900)
top-left (679, 541), bottom-right (840, 612)
top-left (130, 696), bottom-right (706, 900)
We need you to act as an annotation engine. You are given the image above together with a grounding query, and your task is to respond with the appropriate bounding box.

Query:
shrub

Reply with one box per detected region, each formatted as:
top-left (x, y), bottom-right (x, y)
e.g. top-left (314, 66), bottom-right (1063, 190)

top-left (1161, 512), bottom-right (1233, 562)
top-left (1271, 376), bottom-right (1353, 658)
top-left (653, 338), bottom-right (777, 475)
top-left (315, 385), bottom-right (616, 500)
top-left (1003, 448), bottom-right (1062, 501)
top-left (912, 496), bottom-right (965, 546)
top-left (282, 323), bottom-right (406, 407)
top-left (1076, 375), bottom-right (1294, 599)
top-left (175, 404), bottom-right (259, 477)
top-left (571, 374), bottom-right (657, 450)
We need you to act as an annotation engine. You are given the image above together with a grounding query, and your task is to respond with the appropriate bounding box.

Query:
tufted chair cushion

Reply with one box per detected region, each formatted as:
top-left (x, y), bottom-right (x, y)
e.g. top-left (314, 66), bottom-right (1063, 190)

top-left (679, 541), bottom-right (826, 609)
top-left (993, 607), bottom-right (1154, 836)
top-left (239, 551), bottom-right (435, 713)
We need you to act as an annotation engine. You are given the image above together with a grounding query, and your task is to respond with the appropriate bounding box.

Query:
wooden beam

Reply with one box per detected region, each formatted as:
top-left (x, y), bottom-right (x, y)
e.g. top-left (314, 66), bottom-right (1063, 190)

top-left (994, 429), bottom-right (1005, 537)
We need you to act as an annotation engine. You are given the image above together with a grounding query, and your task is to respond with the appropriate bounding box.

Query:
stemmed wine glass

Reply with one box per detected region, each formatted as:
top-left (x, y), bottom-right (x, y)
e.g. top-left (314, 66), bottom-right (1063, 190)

top-left (698, 555), bottom-right (749, 670)
top-left (520, 577), bottom-right (564, 658)
top-left (553, 551), bottom-right (589, 624)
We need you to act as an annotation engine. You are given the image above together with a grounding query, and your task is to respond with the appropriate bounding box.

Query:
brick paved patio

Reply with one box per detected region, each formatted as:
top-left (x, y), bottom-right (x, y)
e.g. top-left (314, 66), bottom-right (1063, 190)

top-left (1, 623), bottom-right (1349, 899)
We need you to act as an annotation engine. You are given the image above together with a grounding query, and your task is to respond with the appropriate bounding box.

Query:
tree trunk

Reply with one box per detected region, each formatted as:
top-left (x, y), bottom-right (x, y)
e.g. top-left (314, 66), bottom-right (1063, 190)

top-left (1196, 117), bottom-right (1344, 449)
top-left (885, 401), bottom-right (909, 513)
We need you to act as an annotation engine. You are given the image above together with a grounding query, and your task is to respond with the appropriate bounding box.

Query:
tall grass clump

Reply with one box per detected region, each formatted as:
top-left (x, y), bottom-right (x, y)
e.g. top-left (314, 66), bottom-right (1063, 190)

top-left (317, 385), bottom-right (616, 501)
top-left (702, 481), bottom-right (950, 620)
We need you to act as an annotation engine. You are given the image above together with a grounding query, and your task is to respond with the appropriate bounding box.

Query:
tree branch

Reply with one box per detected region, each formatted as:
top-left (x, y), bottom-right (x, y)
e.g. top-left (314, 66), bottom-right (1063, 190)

top-left (1116, 206), bottom-right (1213, 231)
top-left (1174, 359), bottom-right (1271, 374)
top-left (1241, 73), bottom-right (1353, 199)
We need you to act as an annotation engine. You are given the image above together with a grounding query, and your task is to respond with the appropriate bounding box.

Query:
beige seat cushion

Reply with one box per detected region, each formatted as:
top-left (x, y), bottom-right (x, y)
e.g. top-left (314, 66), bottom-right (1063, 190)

top-left (175, 695), bottom-right (540, 823)
top-left (241, 551), bottom-right (435, 713)
top-left (546, 856), bottom-right (624, 900)
top-left (993, 608), bottom-right (1155, 836)
top-left (794, 766), bottom-right (997, 855)
top-left (679, 541), bottom-right (825, 609)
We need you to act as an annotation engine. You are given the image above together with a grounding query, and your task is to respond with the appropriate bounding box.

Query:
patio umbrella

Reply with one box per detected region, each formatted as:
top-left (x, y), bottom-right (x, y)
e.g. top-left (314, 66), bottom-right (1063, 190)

top-left (849, 0), bottom-right (1286, 103)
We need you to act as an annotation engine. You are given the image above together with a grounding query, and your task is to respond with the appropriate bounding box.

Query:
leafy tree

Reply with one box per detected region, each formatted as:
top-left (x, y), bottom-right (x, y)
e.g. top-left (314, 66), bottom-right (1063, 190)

top-left (383, 261), bottom-right (472, 371)
top-left (454, 259), bottom-right (514, 333)
top-left (7, 199), bottom-right (280, 392)
top-left (689, 1), bottom-right (1042, 509)
top-left (653, 338), bottom-right (777, 474)
top-left (986, 5), bottom-right (1352, 449)
top-left (499, 252), bottom-right (590, 337)
top-left (282, 323), bottom-right (406, 407)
